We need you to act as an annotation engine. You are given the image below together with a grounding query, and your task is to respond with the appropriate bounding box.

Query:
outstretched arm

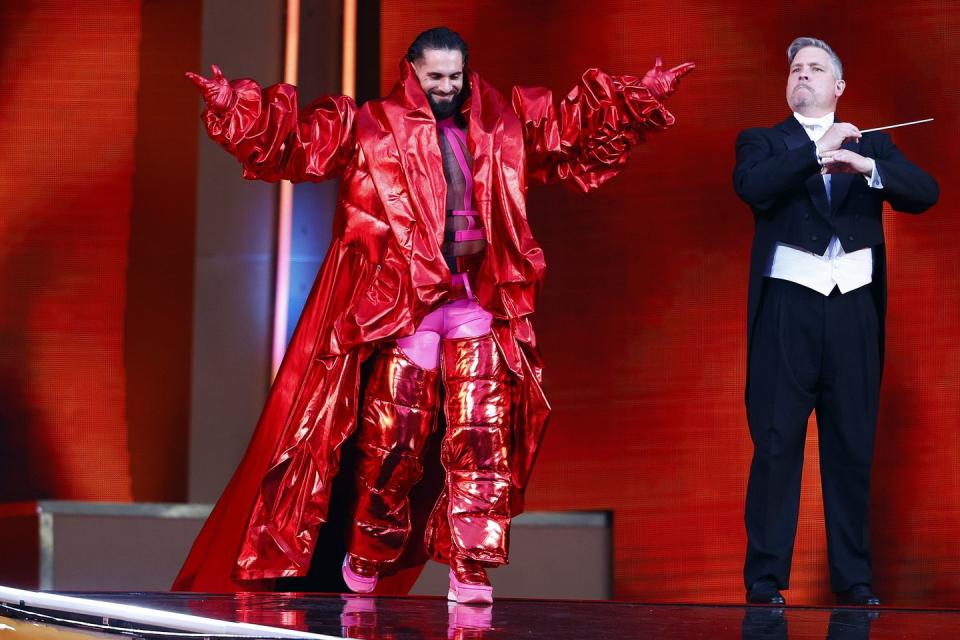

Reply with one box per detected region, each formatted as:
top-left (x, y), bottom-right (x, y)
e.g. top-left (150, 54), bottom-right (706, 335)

top-left (511, 58), bottom-right (693, 193)
top-left (186, 65), bottom-right (358, 183)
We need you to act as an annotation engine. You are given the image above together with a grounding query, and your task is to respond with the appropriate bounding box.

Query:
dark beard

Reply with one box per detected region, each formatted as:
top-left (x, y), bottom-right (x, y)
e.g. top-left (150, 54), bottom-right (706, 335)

top-left (428, 88), bottom-right (467, 122)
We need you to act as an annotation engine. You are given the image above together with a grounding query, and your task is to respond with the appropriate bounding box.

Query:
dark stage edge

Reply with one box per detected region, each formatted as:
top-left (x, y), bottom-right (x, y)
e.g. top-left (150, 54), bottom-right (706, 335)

top-left (36, 593), bottom-right (960, 639)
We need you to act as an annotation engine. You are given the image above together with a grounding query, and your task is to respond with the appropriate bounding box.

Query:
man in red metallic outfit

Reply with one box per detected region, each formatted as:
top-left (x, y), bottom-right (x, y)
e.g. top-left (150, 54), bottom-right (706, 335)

top-left (175, 27), bottom-right (691, 603)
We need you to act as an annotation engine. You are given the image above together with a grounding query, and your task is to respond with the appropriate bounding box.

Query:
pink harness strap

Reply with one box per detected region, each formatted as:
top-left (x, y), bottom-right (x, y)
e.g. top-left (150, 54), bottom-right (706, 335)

top-left (439, 122), bottom-right (474, 210)
top-left (451, 210), bottom-right (479, 229)
top-left (454, 229), bottom-right (485, 242)
top-left (453, 272), bottom-right (474, 300)
top-left (450, 209), bottom-right (484, 242)
top-left (438, 119), bottom-right (482, 298)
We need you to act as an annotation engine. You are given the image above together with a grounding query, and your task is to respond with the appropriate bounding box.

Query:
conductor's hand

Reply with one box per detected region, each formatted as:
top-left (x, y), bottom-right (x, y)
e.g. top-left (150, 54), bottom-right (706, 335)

top-left (641, 57), bottom-right (695, 101)
top-left (819, 149), bottom-right (876, 176)
top-left (185, 64), bottom-right (235, 112)
top-left (816, 122), bottom-right (861, 153)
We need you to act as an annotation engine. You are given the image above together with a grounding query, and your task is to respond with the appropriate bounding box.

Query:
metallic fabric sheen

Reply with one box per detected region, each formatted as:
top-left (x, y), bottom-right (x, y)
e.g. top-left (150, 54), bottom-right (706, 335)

top-left (349, 346), bottom-right (439, 564)
top-left (427, 335), bottom-right (512, 565)
top-left (174, 58), bottom-right (678, 591)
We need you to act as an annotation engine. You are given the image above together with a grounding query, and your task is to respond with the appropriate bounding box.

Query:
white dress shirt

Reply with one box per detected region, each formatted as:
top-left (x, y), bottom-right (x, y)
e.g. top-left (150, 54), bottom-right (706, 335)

top-left (764, 112), bottom-right (883, 296)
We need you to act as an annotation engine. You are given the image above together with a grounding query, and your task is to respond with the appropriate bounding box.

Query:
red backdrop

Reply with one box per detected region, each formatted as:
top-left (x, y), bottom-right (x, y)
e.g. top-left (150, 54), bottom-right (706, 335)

top-left (381, 0), bottom-right (960, 605)
top-left (0, 1), bottom-right (139, 501)
top-left (0, 1), bottom-right (199, 503)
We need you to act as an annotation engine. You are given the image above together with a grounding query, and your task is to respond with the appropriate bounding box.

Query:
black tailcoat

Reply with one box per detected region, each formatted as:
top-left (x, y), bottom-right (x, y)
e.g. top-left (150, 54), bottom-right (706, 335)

top-left (734, 114), bottom-right (938, 591)
top-left (734, 115), bottom-right (939, 401)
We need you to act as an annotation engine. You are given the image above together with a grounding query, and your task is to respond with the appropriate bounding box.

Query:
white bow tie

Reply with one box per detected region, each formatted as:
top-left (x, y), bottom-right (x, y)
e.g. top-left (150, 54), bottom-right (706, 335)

top-left (794, 112), bottom-right (834, 130)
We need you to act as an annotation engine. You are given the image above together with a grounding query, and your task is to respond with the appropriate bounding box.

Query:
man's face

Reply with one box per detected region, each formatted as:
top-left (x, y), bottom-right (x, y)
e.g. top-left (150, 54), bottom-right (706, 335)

top-left (412, 48), bottom-right (465, 120)
top-left (786, 46), bottom-right (845, 116)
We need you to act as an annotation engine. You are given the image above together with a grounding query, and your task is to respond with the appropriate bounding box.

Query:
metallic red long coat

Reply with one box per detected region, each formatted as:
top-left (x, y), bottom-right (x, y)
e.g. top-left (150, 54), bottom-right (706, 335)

top-left (173, 60), bottom-right (677, 592)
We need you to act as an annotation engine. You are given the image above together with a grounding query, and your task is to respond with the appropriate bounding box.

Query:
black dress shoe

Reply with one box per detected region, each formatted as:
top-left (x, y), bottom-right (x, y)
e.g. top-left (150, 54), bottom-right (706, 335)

top-left (747, 578), bottom-right (786, 605)
top-left (838, 583), bottom-right (880, 606)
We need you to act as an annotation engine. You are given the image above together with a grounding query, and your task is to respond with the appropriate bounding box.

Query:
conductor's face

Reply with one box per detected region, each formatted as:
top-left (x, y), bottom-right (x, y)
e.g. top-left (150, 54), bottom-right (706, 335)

top-left (786, 46), bottom-right (845, 117)
top-left (413, 48), bottom-right (465, 120)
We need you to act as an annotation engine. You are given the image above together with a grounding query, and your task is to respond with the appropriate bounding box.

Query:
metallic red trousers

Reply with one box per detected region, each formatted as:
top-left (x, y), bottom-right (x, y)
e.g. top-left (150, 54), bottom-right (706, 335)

top-left (348, 333), bottom-right (512, 567)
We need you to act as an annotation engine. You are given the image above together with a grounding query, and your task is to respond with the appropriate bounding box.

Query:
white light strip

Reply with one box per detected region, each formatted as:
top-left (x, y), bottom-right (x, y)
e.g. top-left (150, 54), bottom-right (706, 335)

top-left (272, 182), bottom-right (294, 379)
top-left (341, 0), bottom-right (357, 98)
top-left (0, 586), bottom-right (343, 639)
top-left (271, 0), bottom-right (302, 379)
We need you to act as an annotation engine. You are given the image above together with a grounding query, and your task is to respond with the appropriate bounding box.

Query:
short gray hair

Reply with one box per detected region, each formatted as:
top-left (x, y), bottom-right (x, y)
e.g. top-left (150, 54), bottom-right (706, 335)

top-left (787, 37), bottom-right (843, 80)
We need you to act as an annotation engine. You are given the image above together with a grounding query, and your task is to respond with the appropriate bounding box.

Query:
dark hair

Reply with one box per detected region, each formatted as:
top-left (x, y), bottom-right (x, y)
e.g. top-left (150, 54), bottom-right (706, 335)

top-left (405, 27), bottom-right (469, 66)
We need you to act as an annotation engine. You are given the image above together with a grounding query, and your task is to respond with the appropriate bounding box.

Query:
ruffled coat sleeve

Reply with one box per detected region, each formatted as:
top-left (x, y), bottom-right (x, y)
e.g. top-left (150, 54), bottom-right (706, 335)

top-left (511, 68), bottom-right (676, 193)
top-left (202, 79), bottom-right (358, 183)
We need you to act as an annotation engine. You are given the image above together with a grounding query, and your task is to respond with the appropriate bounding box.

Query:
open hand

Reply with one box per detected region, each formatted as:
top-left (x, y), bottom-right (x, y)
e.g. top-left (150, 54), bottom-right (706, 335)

top-left (185, 64), bottom-right (235, 112)
top-left (820, 149), bottom-right (875, 176)
top-left (641, 57), bottom-right (695, 100)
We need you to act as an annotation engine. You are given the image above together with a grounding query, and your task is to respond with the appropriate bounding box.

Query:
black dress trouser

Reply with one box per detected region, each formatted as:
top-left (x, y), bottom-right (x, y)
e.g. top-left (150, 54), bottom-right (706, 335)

top-left (744, 277), bottom-right (881, 592)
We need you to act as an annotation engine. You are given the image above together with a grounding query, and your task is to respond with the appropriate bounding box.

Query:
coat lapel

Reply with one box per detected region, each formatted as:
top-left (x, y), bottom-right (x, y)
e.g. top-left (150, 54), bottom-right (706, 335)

top-left (380, 61), bottom-right (447, 252)
top-left (464, 71), bottom-right (497, 241)
top-left (777, 116), bottom-right (830, 217)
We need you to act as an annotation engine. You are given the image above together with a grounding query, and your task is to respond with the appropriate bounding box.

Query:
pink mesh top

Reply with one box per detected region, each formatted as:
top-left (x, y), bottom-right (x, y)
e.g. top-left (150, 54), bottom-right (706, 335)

top-left (438, 117), bottom-right (486, 277)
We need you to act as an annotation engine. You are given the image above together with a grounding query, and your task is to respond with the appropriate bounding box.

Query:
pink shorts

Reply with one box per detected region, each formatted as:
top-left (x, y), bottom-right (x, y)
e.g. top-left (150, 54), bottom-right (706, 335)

top-left (397, 297), bottom-right (493, 370)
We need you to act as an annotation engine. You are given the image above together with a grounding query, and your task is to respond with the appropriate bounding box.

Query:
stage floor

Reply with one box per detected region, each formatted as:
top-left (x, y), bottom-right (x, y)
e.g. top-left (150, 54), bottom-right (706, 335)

top-left (19, 592), bottom-right (956, 639)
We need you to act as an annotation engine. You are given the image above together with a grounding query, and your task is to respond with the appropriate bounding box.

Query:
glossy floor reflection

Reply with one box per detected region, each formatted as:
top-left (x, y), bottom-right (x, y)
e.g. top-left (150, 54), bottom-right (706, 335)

top-left (65, 593), bottom-right (960, 639)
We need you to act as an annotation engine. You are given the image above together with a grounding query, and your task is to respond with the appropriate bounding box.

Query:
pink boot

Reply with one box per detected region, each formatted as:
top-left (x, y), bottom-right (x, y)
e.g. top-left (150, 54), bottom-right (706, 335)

top-left (447, 557), bottom-right (493, 604)
top-left (342, 554), bottom-right (378, 594)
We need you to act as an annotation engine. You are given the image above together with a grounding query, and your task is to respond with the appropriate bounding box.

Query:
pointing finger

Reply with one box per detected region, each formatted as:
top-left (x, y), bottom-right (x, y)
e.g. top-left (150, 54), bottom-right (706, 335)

top-left (184, 71), bottom-right (209, 89)
top-left (669, 61), bottom-right (696, 78)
